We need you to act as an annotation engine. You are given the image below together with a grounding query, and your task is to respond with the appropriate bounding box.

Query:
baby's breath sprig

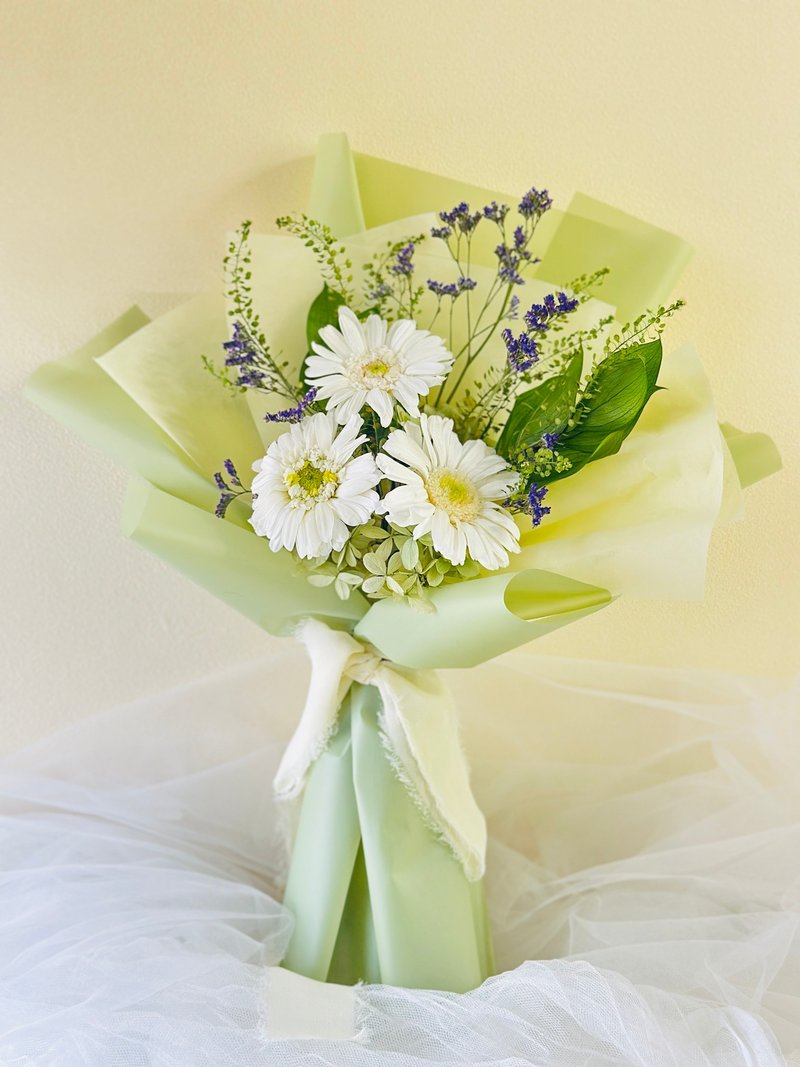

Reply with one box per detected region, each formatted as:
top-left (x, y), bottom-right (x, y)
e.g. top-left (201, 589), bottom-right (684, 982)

top-left (276, 214), bottom-right (356, 305)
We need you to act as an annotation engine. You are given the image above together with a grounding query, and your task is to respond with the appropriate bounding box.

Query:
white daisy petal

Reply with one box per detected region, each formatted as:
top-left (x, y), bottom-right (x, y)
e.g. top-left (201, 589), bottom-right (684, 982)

top-left (305, 305), bottom-right (453, 427)
top-left (249, 411), bottom-right (380, 560)
top-left (383, 426), bottom-right (431, 476)
top-left (337, 307), bottom-right (367, 353)
top-left (315, 328), bottom-right (352, 361)
top-left (376, 413), bottom-right (521, 572)
top-left (367, 388), bottom-right (395, 427)
top-left (376, 454), bottom-right (425, 486)
top-left (364, 314), bottom-right (387, 349)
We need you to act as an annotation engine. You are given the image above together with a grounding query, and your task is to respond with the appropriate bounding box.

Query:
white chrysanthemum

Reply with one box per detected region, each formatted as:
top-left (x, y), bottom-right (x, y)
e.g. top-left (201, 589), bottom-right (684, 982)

top-left (306, 306), bottom-right (453, 428)
top-left (376, 414), bottom-right (521, 571)
top-left (250, 412), bottom-right (380, 560)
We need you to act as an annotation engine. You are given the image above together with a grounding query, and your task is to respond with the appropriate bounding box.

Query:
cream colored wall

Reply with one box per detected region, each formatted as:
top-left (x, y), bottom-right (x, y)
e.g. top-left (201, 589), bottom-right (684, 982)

top-left (1, 0), bottom-right (798, 753)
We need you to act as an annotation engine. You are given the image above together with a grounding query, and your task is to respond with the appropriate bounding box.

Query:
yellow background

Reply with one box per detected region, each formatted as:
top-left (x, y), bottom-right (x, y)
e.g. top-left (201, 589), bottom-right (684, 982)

top-left (1, 0), bottom-right (797, 751)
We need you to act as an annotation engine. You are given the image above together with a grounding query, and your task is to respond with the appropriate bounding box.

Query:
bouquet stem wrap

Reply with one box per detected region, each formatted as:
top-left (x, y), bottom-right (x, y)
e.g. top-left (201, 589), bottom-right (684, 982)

top-left (278, 621), bottom-right (492, 991)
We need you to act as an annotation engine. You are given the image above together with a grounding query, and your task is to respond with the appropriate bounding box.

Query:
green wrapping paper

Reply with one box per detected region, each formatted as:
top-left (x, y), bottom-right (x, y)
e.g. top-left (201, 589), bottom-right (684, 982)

top-left (282, 685), bottom-right (492, 992)
top-left (24, 133), bottom-right (779, 993)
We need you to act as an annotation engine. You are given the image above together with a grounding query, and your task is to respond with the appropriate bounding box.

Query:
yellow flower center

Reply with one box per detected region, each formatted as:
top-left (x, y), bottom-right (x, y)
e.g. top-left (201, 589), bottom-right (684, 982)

top-left (347, 345), bottom-right (401, 389)
top-left (426, 469), bottom-right (481, 522)
top-left (364, 356), bottom-right (391, 377)
top-left (284, 453), bottom-right (339, 508)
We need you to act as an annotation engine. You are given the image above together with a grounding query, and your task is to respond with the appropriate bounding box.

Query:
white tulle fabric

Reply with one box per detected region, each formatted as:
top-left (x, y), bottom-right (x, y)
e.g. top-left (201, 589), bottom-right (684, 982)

top-left (2, 646), bottom-right (799, 1065)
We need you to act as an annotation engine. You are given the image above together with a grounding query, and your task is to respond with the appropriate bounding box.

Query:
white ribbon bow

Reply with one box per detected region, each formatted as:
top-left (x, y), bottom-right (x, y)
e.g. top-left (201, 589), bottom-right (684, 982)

top-left (274, 618), bottom-right (486, 880)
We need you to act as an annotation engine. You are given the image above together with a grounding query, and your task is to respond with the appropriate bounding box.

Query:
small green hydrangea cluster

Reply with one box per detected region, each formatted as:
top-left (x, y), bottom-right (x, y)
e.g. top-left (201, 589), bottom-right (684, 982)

top-left (306, 523), bottom-right (481, 607)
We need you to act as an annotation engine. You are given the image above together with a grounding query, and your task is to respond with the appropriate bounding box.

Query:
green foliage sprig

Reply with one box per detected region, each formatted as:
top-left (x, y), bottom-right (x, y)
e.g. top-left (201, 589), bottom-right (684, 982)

top-left (276, 213), bottom-right (356, 305)
top-left (605, 301), bottom-right (685, 355)
top-left (203, 220), bottom-right (302, 401)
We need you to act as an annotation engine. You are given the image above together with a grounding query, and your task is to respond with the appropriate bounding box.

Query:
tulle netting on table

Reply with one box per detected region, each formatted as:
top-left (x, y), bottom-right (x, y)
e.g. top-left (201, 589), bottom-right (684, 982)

top-left (2, 644), bottom-right (798, 1066)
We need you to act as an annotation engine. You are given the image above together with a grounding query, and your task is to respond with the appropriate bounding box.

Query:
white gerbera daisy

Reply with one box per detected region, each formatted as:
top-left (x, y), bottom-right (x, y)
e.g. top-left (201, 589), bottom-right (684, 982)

top-left (305, 306), bottom-right (453, 428)
top-left (376, 414), bottom-right (521, 571)
top-left (250, 412), bottom-right (380, 560)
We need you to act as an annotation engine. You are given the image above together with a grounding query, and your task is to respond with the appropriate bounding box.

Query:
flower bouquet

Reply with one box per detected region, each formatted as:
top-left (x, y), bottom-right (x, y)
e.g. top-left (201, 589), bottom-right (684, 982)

top-left (26, 134), bottom-right (779, 996)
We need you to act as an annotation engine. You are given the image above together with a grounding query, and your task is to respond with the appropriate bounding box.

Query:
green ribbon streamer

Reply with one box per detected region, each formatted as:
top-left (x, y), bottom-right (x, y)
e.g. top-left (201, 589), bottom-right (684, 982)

top-left (282, 684), bottom-right (492, 992)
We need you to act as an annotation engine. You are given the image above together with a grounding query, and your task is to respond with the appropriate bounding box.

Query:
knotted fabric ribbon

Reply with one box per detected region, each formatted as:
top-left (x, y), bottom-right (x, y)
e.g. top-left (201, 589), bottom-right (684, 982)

top-left (273, 618), bottom-right (487, 880)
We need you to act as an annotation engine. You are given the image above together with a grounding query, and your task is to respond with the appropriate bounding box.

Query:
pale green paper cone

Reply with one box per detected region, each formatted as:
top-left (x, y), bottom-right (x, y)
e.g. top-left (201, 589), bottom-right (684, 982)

top-left (721, 422), bottom-right (782, 489)
top-left (24, 307), bottom-right (213, 510)
top-left (535, 192), bottom-right (693, 322)
top-left (356, 569), bottom-right (612, 669)
top-left (121, 478), bottom-right (365, 633)
top-left (309, 132), bottom-right (366, 237)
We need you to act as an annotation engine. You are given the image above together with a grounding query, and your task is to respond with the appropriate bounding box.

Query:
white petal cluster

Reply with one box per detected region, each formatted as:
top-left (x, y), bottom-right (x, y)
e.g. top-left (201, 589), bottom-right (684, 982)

top-left (249, 308), bottom-right (521, 576)
top-left (250, 412), bottom-right (380, 560)
top-left (306, 307), bottom-right (453, 427)
top-left (376, 415), bottom-right (521, 570)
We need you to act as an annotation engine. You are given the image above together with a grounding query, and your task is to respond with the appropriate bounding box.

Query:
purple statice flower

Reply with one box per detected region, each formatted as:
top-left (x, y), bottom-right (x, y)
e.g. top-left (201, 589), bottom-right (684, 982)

top-left (502, 326), bottom-right (539, 373)
top-left (389, 242), bottom-right (415, 277)
top-left (264, 387), bottom-right (318, 424)
top-left (438, 201), bottom-right (481, 235)
top-left (213, 457), bottom-right (248, 519)
top-left (427, 279), bottom-right (458, 298)
top-left (438, 201), bottom-right (469, 226)
top-left (524, 291), bottom-right (580, 332)
top-left (427, 276), bottom-right (477, 299)
top-left (367, 282), bottom-right (393, 301)
top-left (431, 225), bottom-right (452, 240)
top-left (458, 210), bottom-right (482, 234)
top-left (483, 201), bottom-right (509, 224)
top-left (223, 458), bottom-right (242, 487)
top-left (222, 322), bottom-right (271, 389)
top-left (505, 294), bottom-right (521, 320)
top-left (518, 187), bottom-right (553, 219)
top-left (215, 493), bottom-right (235, 519)
top-left (541, 432), bottom-right (560, 451)
top-left (495, 243), bottom-right (529, 286)
top-left (223, 321), bottom-right (257, 366)
top-left (237, 369), bottom-right (267, 387)
top-left (527, 483), bottom-right (551, 526)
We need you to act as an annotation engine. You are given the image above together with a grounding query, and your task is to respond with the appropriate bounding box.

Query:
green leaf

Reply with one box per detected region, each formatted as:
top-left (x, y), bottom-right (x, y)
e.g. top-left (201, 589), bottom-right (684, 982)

top-left (375, 536), bottom-right (394, 564)
top-left (362, 575), bottom-right (386, 595)
top-left (496, 349), bottom-right (583, 459)
top-left (400, 536), bottom-right (420, 570)
top-left (362, 552), bottom-right (386, 576)
top-left (302, 285), bottom-right (346, 384)
top-left (334, 576), bottom-right (353, 600)
top-left (307, 573), bottom-right (336, 587)
top-left (306, 284), bottom-right (346, 349)
top-left (544, 339), bottom-right (663, 483)
top-left (359, 524), bottom-right (391, 540)
top-left (386, 575), bottom-right (406, 596)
